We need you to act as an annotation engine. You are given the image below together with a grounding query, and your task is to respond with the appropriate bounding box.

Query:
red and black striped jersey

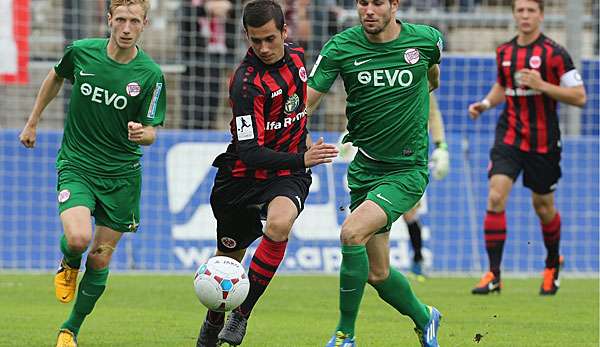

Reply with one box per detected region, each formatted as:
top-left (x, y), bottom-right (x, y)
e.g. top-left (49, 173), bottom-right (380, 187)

top-left (212, 43), bottom-right (309, 179)
top-left (495, 34), bottom-right (576, 153)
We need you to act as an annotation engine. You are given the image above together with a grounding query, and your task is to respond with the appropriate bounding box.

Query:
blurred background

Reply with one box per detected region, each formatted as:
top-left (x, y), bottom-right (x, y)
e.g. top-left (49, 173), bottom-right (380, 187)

top-left (0, 0), bottom-right (598, 275)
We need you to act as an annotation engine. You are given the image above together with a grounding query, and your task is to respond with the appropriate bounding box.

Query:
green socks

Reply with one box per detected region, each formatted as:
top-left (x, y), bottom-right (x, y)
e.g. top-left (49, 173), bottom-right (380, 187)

top-left (60, 234), bottom-right (83, 269)
top-left (61, 267), bottom-right (109, 335)
top-left (336, 245), bottom-right (369, 337)
top-left (372, 267), bottom-right (430, 329)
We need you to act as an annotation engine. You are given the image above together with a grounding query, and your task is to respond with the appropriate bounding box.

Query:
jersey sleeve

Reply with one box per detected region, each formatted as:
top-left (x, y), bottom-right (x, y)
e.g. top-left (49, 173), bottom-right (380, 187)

top-left (54, 42), bottom-right (76, 82)
top-left (425, 26), bottom-right (444, 66)
top-left (307, 38), bottom-right (341, 93)
top-left (140, 72), bottom-right (167, 127)
top-left (230, 74), bottom-right (305, 170)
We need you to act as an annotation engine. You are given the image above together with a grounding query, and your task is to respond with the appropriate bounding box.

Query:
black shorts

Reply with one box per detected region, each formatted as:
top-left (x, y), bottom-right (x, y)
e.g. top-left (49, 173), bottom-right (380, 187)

top-left (210, 170), bottom-right (311, 252)
top-left (488, 144), bottom-right (561, 194)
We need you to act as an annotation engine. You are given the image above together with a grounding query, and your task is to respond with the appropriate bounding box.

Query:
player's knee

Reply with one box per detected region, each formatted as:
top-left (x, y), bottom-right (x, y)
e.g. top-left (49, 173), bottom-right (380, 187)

top-left (367, 267), bottom-right (389, 285)
top-left (340, 222), bottom-right (366, 245)
top-left (488, 189), bottom-right (507, 210)
top-left (533, 201), bottom-right (554, 220)
top-left (87, 244), bottom-right (115, 269)
top-left (264, 218), bottom-right (293, 242)
top-left (67, 235), bottom-right (91, 254)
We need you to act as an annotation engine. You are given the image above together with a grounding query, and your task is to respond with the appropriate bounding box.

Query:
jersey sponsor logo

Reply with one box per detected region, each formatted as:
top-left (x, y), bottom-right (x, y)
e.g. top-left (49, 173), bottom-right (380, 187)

top-left (236, 115), bottom-right (254, 140)
top-left (299, 66), bottom-right (308, 82)
top-left (357, 69), bottom-right (414, 87)
top-left (58, 189), bottom-right (70, 203)
top-left (80, 83), bottom-right (128, 110)
top-left (529, 55), bottom-right (542, 69)
top-left (265, 109), bottom-right (307, 130)
top-left (271, 89), bottom-right (283, 98)
top-left (147, 82), bottom-right (163, 119)
top-left (126, 82), bottom-right (141, 97)
top-left (504, 87), bottom-right (542, 97)
top-left (502, 61), bottom-right (511, 67)
top-left (309, 55), bottom-right (323, 78)
top-left (404, 48), bottom-right (420, 65)
top-left (221, 237), bottom-right (237, 249)
top-left (353, 58), bottom-right (372, 66)
top-left (79, 71), bottom-right (95, 77)
top-left (284, 93), bottom-right (300, 114)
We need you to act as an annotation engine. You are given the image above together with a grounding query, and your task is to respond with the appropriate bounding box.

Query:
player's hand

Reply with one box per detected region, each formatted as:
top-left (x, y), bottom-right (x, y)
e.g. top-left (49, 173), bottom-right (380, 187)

top-left (468, 101), bottom-right (489, 119)
top-left (303, 137), bottom-right (339, 168)
top-left (128, 121), bottom-right (145, 143)
top-left (430, 144), bottom-right (449, 180)
top-left (518, 69), bottom-right (544, 90)
top-left (19, 123), bottom-right (37, 148)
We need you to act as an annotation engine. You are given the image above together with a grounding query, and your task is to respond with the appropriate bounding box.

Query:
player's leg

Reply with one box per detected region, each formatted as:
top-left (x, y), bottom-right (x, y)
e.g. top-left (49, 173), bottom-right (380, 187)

top-left (366, 232), bottom-right (432, 330)
top-left (524, 150), bottom-right (563, 295)
top-left (57, 174), bottom-right (139, 346)
top-left (59, 226), bottom-right (122, 338)
top-left (326, 199), bottom-right (386, 347)
top-left (403, 204), bottom-right (425, 279)
top-left (220, 174), bottom-right (310, 346)
top-left (472, 145), bottom-right (520, 294)
top-left (55, 170), bottom-right (96, 304)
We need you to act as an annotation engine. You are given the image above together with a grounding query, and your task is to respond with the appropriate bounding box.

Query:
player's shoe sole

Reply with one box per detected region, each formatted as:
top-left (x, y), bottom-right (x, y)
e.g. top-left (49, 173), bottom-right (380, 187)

top-left (540, 256), bottom-right (564, 295)
top-left (325, 331), bottom-right (356, 347)
top-left (197, 317), bottom-right (224, 347)
top-left (54, 260), bottom-right (79, 303)
top-left (415, 306), bottom-right (442, 347)
top-left (56, 328), bottom-right (77, 347)
top-left (471, 272), bottom-right (502, 295)
top-left (217, 310), bottom-right (248, 346)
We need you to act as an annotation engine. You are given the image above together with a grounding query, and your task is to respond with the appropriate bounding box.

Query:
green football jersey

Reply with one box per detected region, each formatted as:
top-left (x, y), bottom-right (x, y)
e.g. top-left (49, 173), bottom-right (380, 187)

top-left (309, 21), bottom-right (443, 166)
top-left (54, 38), bottom-right (166, 177)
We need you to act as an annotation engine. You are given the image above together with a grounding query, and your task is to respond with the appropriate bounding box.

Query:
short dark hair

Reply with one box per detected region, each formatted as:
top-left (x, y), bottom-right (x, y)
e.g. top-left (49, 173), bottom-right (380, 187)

top-left (512, 0), bottom-right (544, 12)
top-left (242, 0), bottom-right (285, 31)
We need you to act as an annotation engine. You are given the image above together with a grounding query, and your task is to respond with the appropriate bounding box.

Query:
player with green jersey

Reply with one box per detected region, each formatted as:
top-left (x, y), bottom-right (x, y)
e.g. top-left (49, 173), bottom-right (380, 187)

top-left (307, 0), bottom-right (443, 346)
top-left (19, 1), bottom-right (165, 346)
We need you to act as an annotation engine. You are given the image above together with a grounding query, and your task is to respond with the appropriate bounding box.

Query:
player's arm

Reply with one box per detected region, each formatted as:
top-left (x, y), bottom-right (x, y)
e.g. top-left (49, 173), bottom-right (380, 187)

top-left (468, 82), bottom-right (505, 119)
top-left (519, 69), bottom-right (586, 107)
top-left (306, 86), bottom-right (326, 117)
top-left (19, 69), bottom-right (65, 148)
top-left (428, 64), bottom-right (440, 92)
top-left (428, 94), bottom-right (449, 180)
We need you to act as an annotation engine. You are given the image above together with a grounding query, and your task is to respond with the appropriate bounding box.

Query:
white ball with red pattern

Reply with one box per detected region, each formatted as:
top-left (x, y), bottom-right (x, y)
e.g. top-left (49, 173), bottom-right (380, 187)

top-left (193, 256), bottom-right (250, 312)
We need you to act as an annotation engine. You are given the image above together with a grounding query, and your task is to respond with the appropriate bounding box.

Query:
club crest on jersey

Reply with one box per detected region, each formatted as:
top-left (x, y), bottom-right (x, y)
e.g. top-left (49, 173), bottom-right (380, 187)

top-left (284, 93), bottom-right (300, 114)
top-left (529, 56), bottom-right (542, 69)
top-left (404, 48), bottom-right (420, 65)
top-left (299, 66), bottom-right (308, 82)
top-left (58, 189), bottom-right (70, 203)
top-left (126, 82), bottom-right (141, 97)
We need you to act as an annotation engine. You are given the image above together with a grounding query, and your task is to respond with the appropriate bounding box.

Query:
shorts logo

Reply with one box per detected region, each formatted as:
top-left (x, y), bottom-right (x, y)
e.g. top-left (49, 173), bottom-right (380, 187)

top-left (299, 66), bottom-right (308, 82)
top-left (221, 237), bottom-right (237, 249)
top-left (529, 55), bottom-right (542, 69)
top-left (58, 189), bottom-right (70, 203)
top-left (126, 82), bottom-right (141, 97)
top-left (404, 48), bottom-right (420, 65)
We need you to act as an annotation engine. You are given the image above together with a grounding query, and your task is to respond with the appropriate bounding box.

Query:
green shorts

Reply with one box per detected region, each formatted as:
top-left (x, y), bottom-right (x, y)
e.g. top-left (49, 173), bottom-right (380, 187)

top-left (347, 151), bottom-right (429, 233)
top-left (57, 169), bottom-right (142, 233)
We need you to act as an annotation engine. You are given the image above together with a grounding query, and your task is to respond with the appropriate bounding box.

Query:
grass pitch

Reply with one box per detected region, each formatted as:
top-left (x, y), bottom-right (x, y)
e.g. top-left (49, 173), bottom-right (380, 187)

top-left (0, 274), bottom-right (597, 346)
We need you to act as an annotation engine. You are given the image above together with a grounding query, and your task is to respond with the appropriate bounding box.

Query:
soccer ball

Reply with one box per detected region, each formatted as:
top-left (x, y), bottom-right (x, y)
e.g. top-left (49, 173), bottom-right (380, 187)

top-left (193, 256), bottom-right (250, 312)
